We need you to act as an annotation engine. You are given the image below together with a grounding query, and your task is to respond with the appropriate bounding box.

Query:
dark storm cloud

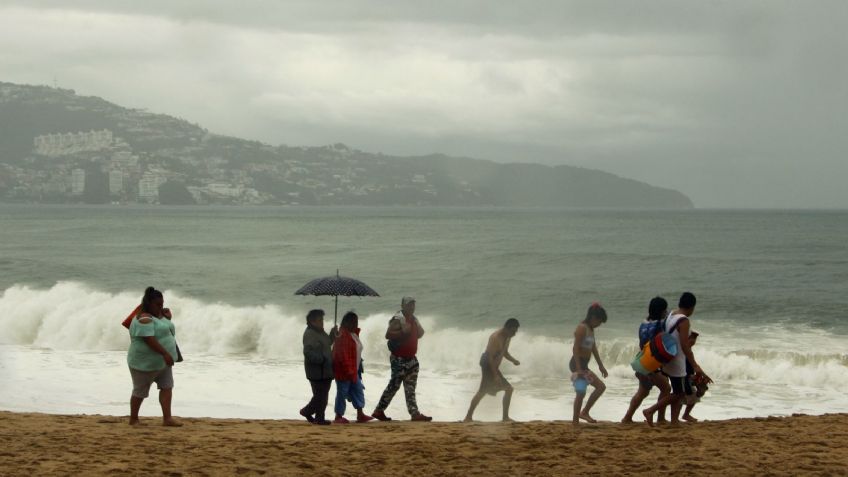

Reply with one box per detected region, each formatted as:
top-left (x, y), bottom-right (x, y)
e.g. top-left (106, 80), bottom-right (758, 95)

top-left (1, 0), bottom-right (846, 207)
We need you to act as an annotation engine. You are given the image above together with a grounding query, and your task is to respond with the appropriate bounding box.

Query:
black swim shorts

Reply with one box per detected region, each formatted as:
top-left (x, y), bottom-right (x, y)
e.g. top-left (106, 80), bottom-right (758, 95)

top-left (667, 375), bottom-right (693, 396)
top-left (569, 356), bottom-right (591, 373)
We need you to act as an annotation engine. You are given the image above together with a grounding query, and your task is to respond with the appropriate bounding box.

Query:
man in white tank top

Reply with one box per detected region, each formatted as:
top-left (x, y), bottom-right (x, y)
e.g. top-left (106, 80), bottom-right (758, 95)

top-left (662, 312), bottom-right (690, 379)
top-left (642, 292), bottom-right (712, 426)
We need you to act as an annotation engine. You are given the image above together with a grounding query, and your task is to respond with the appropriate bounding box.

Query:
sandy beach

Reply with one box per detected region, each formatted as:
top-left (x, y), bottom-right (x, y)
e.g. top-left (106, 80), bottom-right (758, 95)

top-left (1, 411), bottom-right (846, 476)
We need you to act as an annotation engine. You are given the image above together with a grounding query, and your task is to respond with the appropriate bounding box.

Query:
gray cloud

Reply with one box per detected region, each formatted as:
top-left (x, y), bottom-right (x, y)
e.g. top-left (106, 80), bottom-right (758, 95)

top-left (1, 0), bottom-right (846, 207)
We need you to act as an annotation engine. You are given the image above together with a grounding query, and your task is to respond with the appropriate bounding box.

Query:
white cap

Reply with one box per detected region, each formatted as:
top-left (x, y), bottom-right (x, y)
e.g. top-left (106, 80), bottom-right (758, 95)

top-left (401, 296), bottom-right (416, 306)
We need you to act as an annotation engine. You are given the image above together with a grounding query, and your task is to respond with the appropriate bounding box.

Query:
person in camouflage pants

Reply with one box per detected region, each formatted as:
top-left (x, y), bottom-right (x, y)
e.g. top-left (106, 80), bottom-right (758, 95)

top-left (371, 297), bottom-right (432, 422)
top-left (376, 355), bottom-right (420, 415)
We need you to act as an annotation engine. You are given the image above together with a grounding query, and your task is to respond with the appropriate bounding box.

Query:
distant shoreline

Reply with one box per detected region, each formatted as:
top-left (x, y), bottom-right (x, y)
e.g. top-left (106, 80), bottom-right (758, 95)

top-left (1, 411), bottom-right (846, 475)
top-left (5, 201), bottom-right (848, 212)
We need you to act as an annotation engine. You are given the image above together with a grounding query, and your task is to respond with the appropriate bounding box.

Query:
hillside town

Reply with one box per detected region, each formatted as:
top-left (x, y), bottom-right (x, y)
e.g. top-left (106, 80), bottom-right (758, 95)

top-left (0, 82), bottom-right (467, 205)
top-left (2, 128), bottom-right (455, 205)
top-left (8, 127), bottom-right (268, 204)
top-left (0, 82), bottom-right (693, 208)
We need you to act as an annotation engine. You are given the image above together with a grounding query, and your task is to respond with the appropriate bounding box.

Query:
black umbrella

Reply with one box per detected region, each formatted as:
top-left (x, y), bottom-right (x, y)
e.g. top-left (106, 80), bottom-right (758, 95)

top-left (295, 270), bottom-right (379, 325)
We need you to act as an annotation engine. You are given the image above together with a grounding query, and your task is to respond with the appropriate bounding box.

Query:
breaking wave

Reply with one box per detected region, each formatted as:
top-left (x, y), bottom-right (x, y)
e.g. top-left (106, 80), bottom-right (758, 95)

top-left (2, 282), bottom-right (846, 389)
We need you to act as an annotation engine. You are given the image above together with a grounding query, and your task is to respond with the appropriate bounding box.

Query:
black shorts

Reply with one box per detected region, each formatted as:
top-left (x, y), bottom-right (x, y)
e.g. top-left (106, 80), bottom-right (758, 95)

top-left (569, 356), bottom-right (590, 373)
top-left (668, 375), bottom-right (693, 396)
top-left (685, 375), bottom-right (696, 396)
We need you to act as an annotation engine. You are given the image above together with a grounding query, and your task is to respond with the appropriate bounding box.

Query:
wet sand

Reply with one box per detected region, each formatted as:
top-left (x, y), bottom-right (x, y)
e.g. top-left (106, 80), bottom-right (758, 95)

top-left (1, 411), bottom-right (846, 476)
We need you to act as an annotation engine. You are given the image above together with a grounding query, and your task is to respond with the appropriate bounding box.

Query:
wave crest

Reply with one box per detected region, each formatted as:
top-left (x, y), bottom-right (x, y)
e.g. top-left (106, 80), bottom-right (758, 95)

top-left (2, 282), bottom-right (846, 389)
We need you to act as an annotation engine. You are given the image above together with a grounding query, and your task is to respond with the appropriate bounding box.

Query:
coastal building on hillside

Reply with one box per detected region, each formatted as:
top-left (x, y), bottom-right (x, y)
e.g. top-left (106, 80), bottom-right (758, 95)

top-left (70, 169), bottom-right (85, 195)
top-left (204, 183), bottom-right (242, 198)
top-left (34, 129), bottom-right (114, 157)
top-left (108, 170), bottom-right (124, 195)
top-left (138, 172), bottom-right (165, 203)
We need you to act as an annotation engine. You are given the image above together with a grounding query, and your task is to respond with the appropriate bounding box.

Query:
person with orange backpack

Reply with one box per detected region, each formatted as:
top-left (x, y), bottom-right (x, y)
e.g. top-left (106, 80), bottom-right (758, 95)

top-left (622, 296), bottom-right (672, 423)
top-left (642, 292), bottom-right (712, 426)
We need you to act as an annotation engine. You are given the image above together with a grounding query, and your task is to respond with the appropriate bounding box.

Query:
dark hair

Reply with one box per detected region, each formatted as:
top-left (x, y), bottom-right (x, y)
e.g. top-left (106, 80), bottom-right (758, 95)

top-left (584, 302), bottom-right (608, 324)
top-left (306, 309), bottom-right (325, 323)
top-left (504, 318), bottom-right (520, 329)
top-left (341, 311), bottom-right (359, 330)
top-left (140, 286), bottom-right (163, 315)
top-left (679, 292), bottom-right (697, 309)
top-left (648, 296), bottom-right (668, 321)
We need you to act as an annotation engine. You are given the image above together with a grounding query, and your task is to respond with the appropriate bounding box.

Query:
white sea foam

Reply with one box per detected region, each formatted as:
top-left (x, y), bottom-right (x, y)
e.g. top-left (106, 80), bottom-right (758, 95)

top-left (1, 282), bottom-right (847, 421)
top-left (3, 282), bottom-right (846, 384)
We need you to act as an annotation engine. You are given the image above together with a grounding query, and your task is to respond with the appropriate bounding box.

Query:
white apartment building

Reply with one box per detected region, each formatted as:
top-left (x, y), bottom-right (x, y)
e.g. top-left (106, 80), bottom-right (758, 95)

top-left (138, 172), bottom-right (165, 202)
top-left (205, 183), bottom-right (242, 197)
top-left (70, 169), bottom-right (86, 195)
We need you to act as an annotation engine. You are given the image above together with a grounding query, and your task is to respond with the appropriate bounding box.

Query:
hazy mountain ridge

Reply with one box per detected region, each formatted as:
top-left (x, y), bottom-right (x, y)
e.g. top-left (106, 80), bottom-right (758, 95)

top-left (0, 81), bottom-right (694, 208)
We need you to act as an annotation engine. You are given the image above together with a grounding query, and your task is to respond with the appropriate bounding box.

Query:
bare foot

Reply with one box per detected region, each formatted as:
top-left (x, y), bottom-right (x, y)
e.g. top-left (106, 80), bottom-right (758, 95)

top-left (642, 409), bottom-right (654, 427)
top-left (129, 419), bottom-right (143, 426)
top-left (162, 418), bottom-right (183, 427)
top-left (579, 412), bottom-right (597, 424)
top-left (682, 415), bottom-right (699, 422)
top-left (501, 417), bottom-right (515, 423)
top-left (462, 416), bottom-right (474, 423)
top-left (621, 418), bottom-right (634, 424)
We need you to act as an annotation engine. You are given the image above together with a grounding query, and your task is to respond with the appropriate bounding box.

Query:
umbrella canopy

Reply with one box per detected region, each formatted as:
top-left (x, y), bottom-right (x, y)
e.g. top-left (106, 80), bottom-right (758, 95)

top-left (295, 271), bottom-right (379, 325)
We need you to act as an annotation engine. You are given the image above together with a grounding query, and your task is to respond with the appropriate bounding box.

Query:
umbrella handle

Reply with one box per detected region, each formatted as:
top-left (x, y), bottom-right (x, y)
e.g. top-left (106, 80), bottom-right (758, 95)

top-left (335, 269), bottom-right (340, 327)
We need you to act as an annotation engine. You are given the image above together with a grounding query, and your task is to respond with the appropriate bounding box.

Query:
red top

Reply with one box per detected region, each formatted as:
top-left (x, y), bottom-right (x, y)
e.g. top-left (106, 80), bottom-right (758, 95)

top-left (394, 317), bottom-right (419, 358)
top-left (333, 328), bottom-right (361, 382)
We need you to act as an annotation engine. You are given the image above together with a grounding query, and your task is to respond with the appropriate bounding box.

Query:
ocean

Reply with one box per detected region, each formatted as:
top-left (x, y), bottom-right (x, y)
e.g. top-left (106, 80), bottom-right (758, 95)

top-left (1, 205), bottom-right (846, 422)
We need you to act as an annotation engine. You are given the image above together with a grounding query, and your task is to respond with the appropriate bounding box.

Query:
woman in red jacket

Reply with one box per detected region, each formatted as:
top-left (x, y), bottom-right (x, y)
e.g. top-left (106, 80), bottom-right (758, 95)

top-left (333, 312), bottom-right (374, 423)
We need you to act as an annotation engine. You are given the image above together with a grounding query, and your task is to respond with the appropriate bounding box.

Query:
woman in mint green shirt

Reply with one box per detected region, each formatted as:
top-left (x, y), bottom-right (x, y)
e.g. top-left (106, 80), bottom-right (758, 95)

top-left (127, 287), bottom-right (181, 426)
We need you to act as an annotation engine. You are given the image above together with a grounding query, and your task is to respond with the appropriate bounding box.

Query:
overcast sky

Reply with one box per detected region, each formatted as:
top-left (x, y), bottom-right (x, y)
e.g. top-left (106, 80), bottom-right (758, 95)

top-left (1, 1), bottom-right (846, 208)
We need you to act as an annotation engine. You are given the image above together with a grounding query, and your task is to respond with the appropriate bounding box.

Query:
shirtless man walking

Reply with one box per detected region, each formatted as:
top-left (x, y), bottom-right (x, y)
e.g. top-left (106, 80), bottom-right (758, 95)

top-left (464, 318), bottom-right (521, 422)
